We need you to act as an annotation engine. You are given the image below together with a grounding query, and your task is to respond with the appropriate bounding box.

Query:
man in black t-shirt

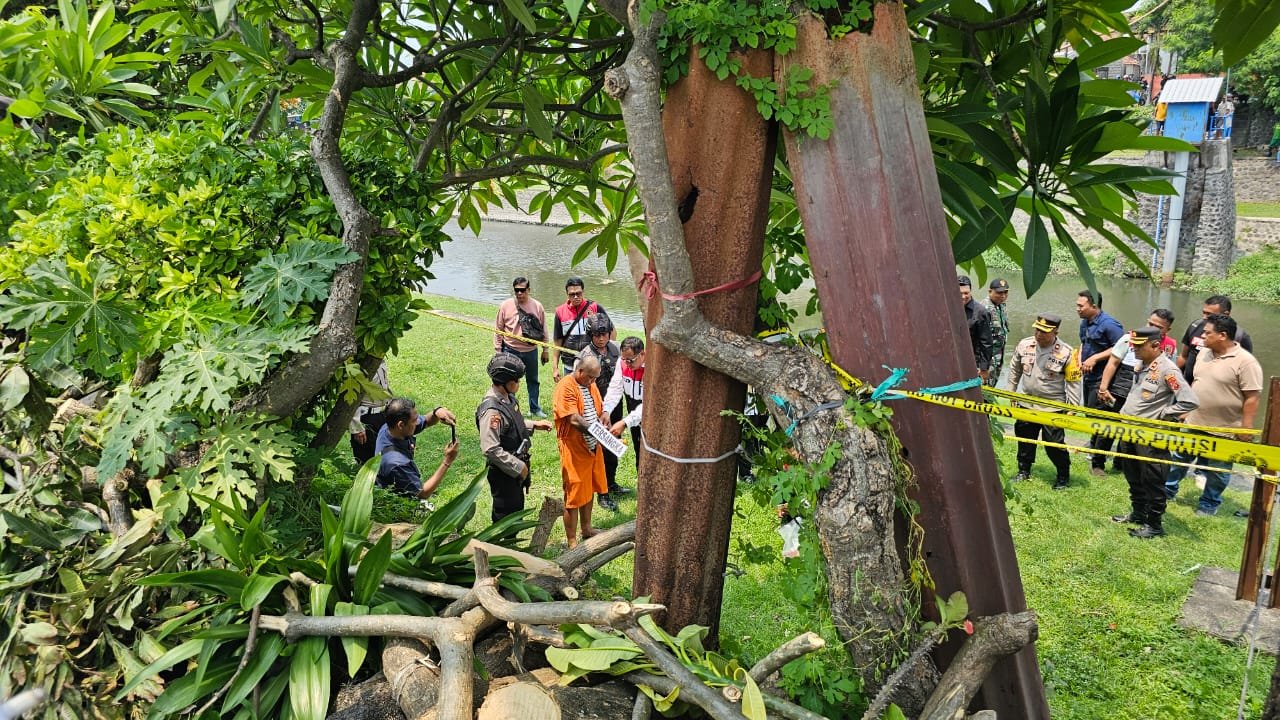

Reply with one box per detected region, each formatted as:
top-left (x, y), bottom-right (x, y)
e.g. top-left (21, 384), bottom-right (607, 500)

top-left (1178, 295), bottom-right (1253, 382)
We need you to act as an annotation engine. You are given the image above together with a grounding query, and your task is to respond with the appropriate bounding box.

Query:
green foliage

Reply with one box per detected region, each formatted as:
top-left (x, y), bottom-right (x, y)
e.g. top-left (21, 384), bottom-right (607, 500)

top-left (0, 0), bottom-right (164, 129)
top-left (1139, 0), bottom-right (1280, 109)
top-left (548, 613), bottom-right (769, 720)
top-left (122, 471), bottom-right (538, 718)
top-left (1183, 248), bottom-right (1280, 304)
top-left (648, 0), bottom-right (841, 139)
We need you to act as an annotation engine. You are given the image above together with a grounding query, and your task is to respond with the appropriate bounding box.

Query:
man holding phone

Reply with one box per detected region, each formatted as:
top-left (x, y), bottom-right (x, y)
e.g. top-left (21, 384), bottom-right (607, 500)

top-left (478, 354), bottom-right (553, 522)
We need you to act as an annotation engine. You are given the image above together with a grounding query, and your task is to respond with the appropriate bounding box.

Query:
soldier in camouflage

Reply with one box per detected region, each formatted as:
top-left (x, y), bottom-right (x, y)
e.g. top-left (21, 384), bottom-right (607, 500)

top-left (982, 278), bottom-right (1011, 386)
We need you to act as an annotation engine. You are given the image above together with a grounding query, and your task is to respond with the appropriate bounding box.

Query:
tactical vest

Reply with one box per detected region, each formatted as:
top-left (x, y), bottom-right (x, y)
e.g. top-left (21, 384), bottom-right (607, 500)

top-left (475, 395), bottom-right (530, 457)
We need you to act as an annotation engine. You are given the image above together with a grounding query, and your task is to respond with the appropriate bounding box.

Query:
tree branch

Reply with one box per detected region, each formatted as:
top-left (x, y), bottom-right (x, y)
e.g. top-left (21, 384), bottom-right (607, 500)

top-left (432, 144), bottom-right (626, 187)
top-left (918, 612), bottom-right (1039, 720)
top-left (748, 632), bottom-right (825, 682)
top-left (621, 624), bottom-right (746, 720)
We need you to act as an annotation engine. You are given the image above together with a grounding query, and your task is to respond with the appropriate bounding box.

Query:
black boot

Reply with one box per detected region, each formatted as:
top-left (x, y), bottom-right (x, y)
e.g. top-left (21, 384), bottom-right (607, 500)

top-left (1053, 476), bottom-right (1069, 490)
top-left (1130, 522), bottom-right (1165, 539)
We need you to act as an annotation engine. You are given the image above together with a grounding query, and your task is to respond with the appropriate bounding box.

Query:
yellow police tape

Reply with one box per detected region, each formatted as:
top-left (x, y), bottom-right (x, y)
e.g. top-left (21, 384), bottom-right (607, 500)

top-left (1001, 434), bottom-right (1278, 483)
top-left (984, 385), bottom-right (1261, 436)
top-left (424, 309), bottom-right (581, 358)
top-left (888, 388), bottom-right (1279, 472)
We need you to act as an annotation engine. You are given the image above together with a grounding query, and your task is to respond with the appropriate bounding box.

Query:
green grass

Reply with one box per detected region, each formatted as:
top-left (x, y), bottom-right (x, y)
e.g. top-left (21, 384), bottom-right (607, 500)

top-left (1238, 201), bottom-right (1280, 218)
top-left (305, 292), bottom-right (1273, 719)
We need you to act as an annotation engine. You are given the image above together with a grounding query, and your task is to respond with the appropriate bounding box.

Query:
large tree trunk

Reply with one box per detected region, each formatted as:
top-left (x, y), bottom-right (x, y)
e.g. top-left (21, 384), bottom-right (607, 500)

top-left (607, 18), bottom-right (933, 708)
top-left (780, 6), bottom-right (1048, 717)
top-left (631, 48), bottom-right (775, 637)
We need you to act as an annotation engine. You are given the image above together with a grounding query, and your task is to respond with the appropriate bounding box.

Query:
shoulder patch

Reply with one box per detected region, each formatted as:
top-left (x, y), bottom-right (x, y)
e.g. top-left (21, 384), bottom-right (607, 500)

top-left (489, 414), bottom-right (502, 429)
top-left (1165, 373), bottom-right (1181, 392)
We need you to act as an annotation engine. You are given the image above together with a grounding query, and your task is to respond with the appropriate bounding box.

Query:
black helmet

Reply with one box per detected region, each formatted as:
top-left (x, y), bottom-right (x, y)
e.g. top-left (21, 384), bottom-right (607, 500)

top-left (487, 353), bottom-right (525, 384)
top-left (585, 312), bottom-right (613, 336)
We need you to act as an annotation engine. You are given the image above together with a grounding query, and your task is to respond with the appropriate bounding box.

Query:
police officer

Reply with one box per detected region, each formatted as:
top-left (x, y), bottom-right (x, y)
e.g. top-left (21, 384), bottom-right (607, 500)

top-left (477, 354), bottom-right (552, 522)
top-left (1108, 328), bottom-right (1198, 539)
top-left (1006, 313), bottom-right (1083, 489)
top-left (981, 279), bottom-right (1011, 386)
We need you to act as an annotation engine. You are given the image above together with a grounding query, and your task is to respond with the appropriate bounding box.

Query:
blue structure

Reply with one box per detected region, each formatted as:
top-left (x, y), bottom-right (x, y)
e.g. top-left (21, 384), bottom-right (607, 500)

top-left (1157, 77), bottom-right (1225, 144)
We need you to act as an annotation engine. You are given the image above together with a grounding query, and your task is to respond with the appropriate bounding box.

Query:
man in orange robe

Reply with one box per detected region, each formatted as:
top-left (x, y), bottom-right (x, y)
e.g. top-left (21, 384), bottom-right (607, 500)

top-left (552, 355), bottom-right (607, 547)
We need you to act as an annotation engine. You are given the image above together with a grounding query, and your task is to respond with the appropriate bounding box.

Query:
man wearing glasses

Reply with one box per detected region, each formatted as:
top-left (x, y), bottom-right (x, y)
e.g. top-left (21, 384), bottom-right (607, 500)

top-left (494, 277), bottom-right (549, 417)
top-left (551, 277), bottom-right (611, 382)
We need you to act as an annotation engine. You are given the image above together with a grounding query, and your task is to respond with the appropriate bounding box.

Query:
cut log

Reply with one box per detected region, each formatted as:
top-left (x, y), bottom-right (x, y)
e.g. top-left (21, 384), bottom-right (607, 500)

top-left (530, 495), bottom-right (565, 554)
top-left (477, 682), bottom-right (561, 720)
top-left (330, 675), bottom-right (403, 720)
top-left (465, 539), bottom-right (566, 578)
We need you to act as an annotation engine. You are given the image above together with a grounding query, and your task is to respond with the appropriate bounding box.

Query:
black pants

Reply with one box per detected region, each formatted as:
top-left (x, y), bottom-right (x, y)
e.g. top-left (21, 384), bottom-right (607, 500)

top-left (1014, 420), bottom-right (1070, 481)
top-left (1119, 440), bottom-right (1169, 528)
top-left (602, 405), bottom-right (624, 491)
top-left (488, 465), bottom-right (525, 523)
top-left (351, 410), bottom-right (388, 465)
top-left (1090, 391), bottom-right (1127, 469)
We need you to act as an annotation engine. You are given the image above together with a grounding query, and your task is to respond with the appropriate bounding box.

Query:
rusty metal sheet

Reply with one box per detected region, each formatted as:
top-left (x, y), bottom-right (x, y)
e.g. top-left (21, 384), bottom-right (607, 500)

top-left (779, 6), bottom-right (1048, 717)
top-left (632, 49), bottom-right (777, 638)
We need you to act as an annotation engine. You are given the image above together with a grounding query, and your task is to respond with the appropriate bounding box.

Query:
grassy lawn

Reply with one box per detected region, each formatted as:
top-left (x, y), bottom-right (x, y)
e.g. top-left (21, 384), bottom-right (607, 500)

top-left (1239, 201), bottom-right (1280, 218)
top-left (310, 292), bottom-right (1274, 718)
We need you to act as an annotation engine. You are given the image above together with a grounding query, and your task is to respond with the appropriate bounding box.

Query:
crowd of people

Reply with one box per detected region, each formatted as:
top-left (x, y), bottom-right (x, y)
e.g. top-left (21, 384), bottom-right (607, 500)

top-left (960, 276), bottom-right (1264, 539)
top-left (350, 276), bottom-right (645, 549)
top-left (344, 270), bottom-right (1264, 546)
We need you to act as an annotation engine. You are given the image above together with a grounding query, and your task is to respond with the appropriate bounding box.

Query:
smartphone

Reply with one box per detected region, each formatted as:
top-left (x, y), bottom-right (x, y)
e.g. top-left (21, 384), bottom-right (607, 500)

top-left (450, 424), bottom-right (457, 444)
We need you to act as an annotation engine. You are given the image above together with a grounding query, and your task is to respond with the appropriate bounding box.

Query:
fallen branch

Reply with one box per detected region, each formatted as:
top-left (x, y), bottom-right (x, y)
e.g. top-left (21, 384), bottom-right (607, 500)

top-left (556, 520), bottom-right (636, 574)
top-left (568, 541), bottom-right (635, 586)
top-left (192, 605), bottom-right (261, 715)
top-left (260, 607), bottom-right (491, 720)
top-left (625, 673), bottom-right (827, 720)
top-left (530, 494), bottom-right (566, 554)
top-left (101, 469), bottom-right (133, 538)
top-left (621, 624), bottom-right (745, 720)
top-left (474, 548), bottom-right (662, 627)
top-left (351, 568), bottom-right (470, 600)
top-left (748, 631), bottom-right (825, 683)
top-left (632, 692), bottom-right (653, 720)
top-left (918, 612), bottom-right (1039, 720)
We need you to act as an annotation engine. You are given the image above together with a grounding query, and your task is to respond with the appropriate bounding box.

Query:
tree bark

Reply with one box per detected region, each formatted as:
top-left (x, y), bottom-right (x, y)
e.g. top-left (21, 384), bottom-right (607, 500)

top-left (235, 0), bottom-right (381, 418)
top-left (919, 612), bottom-right (1039, 720)
top-left (311, 352), bottom-right (386, 451)
top-left (779, 7), bottom-right (1047, 717)
top-left (628, 46), bottom-right (776, 640)
top-left (606, 18), bottom-right (928, 708)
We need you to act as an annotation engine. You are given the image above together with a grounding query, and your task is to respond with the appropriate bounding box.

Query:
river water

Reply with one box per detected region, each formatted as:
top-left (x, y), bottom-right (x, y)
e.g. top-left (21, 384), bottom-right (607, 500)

top-left (429, 220), bottom-right (1280, 424)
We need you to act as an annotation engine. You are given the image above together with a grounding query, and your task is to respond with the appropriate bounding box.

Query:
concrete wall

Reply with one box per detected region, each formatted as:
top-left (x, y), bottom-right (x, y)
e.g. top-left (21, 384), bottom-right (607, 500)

top-left (1237, 217), bottom-right (1280, 256)
top-left (1234, 157), bottom-right (1280, 203)
top-left (1124, 141), bottom-right (1237, 279)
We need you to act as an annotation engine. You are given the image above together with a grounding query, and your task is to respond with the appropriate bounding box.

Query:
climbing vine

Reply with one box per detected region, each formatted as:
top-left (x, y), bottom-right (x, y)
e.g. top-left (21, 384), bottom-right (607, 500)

top-left (645, 0), bottom-right (878, 139)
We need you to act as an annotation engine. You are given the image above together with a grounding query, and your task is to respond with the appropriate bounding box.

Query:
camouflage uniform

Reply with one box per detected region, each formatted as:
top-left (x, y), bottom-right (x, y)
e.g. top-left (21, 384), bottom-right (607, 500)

top-left (980, 298), bottom-right (1009, 386)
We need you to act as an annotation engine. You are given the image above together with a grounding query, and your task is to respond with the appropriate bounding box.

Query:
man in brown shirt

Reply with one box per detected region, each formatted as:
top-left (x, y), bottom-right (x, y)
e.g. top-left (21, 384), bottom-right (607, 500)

top-left (494, 276), bottom-right (549, 417)
top-left (1164, 314), bottom-right (1263, 515)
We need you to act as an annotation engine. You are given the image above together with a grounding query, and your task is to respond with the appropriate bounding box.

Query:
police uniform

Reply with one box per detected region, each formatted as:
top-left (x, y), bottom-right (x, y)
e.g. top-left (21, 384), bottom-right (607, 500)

top-left (981, 279), bottom-right (1011, 386)
top-left (476, 385), bottom-right (536, 522)
top-left (1113, 328), bottom-right (1199, 538)
top-left (1006, 313), bottom-right (1082, 488)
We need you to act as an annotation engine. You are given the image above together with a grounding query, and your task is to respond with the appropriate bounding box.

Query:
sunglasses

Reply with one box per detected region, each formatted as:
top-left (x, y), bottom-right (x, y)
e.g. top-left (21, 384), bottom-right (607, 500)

top-left (622, 356), bottom-right (640, 365)
top-left (514, 287), bottom-right (529, 293)
top-left (567, 291), bottom-right (584, 298)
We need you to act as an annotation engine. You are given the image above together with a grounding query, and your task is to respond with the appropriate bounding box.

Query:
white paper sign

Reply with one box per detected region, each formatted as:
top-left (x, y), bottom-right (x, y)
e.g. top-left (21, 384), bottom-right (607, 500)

top-left (589, 422), bottom-right (628, 458)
